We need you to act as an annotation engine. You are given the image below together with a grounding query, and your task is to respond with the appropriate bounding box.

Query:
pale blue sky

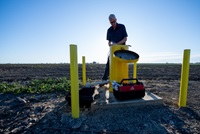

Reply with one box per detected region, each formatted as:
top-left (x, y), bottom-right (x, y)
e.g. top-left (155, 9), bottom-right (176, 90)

top-left (0, 0), bottom-right (200, 63)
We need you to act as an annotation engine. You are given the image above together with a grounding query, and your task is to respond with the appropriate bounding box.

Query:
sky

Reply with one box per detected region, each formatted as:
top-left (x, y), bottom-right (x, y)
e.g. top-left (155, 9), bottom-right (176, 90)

top-left (0, 0), bottom-right (200, 64)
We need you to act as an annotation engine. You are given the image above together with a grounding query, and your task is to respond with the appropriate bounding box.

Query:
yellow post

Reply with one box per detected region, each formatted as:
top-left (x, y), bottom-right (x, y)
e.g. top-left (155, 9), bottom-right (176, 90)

top-left (133, 62), bottom-right (137, 83)
top-left (178, 49), bottom-right (191, 107)
top-left (82, 56), bottom-right (86, 85)
top-left (70, 44), bottom-right (79, 118)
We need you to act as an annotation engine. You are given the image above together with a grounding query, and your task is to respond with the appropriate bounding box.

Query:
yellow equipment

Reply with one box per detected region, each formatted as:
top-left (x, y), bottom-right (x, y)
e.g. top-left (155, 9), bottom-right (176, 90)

top-left (109, 45), bottom-right (139, 92)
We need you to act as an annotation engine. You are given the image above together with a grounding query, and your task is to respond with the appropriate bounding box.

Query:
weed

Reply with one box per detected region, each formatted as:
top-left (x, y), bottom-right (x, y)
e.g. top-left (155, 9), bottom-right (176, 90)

top-left (0, 77), bottom-right (70, 94)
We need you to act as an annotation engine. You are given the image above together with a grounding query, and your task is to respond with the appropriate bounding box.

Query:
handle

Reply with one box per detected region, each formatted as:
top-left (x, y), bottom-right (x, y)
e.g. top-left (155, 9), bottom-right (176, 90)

top-left (120, 78), bottom-right (138, 85)
top-left (120, 45), bottom-right (131, 50)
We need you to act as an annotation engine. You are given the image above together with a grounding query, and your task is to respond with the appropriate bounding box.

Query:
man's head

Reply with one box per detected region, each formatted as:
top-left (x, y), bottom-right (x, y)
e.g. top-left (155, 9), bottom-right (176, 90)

top-left (109, 14), bottom-right (117, 28)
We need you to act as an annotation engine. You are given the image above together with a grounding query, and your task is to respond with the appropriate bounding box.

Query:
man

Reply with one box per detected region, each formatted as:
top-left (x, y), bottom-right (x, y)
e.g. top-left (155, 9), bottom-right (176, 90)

top-left (102, 14), bottom-right (128, 80)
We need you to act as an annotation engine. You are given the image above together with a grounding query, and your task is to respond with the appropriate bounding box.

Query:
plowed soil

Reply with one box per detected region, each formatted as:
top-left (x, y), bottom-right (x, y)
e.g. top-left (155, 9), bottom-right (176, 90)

top-left (0, 64), bottom-right (200, 134)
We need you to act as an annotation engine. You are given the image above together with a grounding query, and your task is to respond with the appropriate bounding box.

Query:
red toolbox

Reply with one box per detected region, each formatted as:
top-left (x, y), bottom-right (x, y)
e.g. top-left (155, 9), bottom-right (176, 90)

top-left (113, 78), bottom-right (145, 100)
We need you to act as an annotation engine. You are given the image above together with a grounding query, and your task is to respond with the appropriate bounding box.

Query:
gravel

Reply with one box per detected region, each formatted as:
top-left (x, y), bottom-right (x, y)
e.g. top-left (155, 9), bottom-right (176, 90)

top-left (0, 79), bottom-right (200, 134)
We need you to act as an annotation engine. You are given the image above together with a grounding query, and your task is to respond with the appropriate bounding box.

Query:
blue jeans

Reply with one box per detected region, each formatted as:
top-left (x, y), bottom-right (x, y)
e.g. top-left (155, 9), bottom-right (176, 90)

top-left (102, 56), bottom-right (109, 80)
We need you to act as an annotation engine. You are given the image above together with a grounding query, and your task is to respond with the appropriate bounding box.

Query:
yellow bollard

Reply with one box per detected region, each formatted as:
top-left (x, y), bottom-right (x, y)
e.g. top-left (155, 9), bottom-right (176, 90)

top-left (70, 44), bottom-right (79, 118)
top-left (178, 49), bottom-right (191, 107)
top-left (133, 62), bottom-right (137, 83)
top-left (82, 56), bottom-right (86, 85)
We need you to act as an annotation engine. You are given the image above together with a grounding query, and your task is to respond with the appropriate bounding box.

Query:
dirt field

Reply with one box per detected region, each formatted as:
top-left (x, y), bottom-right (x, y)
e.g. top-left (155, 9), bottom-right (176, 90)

top-left (0, 63), bottom-right (200, 82)
top-left (0, 64), bottom-right (200, 133)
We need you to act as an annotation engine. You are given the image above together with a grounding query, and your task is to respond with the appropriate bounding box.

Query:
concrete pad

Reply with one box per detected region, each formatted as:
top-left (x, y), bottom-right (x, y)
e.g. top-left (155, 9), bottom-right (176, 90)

top-left (91, 87), bottom-right (163, 111)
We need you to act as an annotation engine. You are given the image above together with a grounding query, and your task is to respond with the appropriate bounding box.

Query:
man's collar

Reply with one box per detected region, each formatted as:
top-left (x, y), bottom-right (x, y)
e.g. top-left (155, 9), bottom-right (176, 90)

top-left (112, 23), bottom-right (118, 29)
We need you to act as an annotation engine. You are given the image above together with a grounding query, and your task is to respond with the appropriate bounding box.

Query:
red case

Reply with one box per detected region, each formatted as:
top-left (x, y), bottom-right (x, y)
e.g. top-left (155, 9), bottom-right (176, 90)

top-left (119, 84), bottom-right (145, 92)
top-left (113, 78), bottom-right (145, 100)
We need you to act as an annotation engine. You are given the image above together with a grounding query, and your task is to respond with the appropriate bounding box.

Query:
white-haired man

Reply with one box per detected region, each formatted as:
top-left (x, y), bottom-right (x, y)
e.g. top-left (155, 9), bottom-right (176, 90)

top-left (102, 14), bottom-right (128, 80)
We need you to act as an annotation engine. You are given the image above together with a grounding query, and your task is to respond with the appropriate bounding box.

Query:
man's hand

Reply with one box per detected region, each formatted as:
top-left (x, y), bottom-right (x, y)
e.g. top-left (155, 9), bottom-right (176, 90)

top-left (112, 43), bottom-right (117, 45)
top-left (108, 41), bottom-right (117, 46)
top-left (108, 41), bottom-right (112, 46)
top-left (108, 37), bottom-right (127, 46)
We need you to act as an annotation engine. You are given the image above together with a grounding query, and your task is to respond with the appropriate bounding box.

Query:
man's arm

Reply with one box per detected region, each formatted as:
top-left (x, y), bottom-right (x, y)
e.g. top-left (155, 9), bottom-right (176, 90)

top-left (108, 41), bottom-right (112, 46)
top-left (108, 36), bottom-right (127, 46)
top-left (117, 24), bottom-right (128, 45)
top-left (117, 37), bottom-right (127, 45)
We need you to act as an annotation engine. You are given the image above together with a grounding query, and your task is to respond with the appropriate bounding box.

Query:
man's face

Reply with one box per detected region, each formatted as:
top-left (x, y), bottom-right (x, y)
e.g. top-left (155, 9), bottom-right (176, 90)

top-left (110, 18), bottom-right (117, 28)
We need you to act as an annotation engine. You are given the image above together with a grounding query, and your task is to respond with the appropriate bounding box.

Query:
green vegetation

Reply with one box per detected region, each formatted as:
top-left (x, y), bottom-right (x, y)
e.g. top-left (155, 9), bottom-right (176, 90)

top-left (0, 77), bottom-right (70, 94)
